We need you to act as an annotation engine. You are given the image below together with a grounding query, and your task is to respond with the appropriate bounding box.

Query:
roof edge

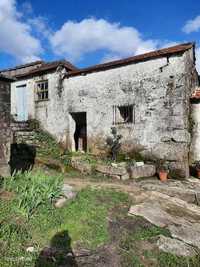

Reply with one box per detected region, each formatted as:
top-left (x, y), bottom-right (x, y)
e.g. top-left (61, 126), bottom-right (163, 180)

top-left (0, 74), bottom-right (15, 82)
top-left (0, 60), bottom-right (44, 72)
top-left (65, 42), bottom-right (195, 78)
top-left (10, 60), bottom-right (78, 79)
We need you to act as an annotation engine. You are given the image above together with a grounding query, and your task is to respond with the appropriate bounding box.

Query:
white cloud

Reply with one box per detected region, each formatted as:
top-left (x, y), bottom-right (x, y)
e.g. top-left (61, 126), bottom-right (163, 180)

top-left (50, 18), bottom-right (158, 62)
top-left (0, 0), bottom-right (42, 63)
top-left (182, 15), bottom-right (200, 33)
top-left (28, 16), bottom-right (52, 38)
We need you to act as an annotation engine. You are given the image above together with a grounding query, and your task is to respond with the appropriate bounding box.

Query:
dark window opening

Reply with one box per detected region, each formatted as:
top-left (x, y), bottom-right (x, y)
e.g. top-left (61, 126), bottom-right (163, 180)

top-left (113, 104), bottom-right (134, 125)
top-left (36, 80), bottom-right (48, 101)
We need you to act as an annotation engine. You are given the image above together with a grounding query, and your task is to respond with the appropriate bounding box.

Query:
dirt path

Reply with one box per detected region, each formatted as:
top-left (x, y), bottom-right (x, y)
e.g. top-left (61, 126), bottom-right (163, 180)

top-left (63, 176), bottom-right (146, 200)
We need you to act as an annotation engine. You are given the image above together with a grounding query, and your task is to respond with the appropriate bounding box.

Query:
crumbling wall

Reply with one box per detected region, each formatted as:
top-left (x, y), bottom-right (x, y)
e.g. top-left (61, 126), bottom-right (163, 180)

top-left (0, 79), bottom-right (11, 176)
top-left (61, 48), bottom-right (196, 177)
top-left (9, 48), bottom-right (196, 178)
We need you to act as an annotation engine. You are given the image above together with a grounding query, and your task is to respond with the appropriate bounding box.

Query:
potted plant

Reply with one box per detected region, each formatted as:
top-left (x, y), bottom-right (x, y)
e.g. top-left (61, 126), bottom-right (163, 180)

top-left (157, 159), bottom-right (169, 182)
top-left (195, 161), bottom-right (200, 178)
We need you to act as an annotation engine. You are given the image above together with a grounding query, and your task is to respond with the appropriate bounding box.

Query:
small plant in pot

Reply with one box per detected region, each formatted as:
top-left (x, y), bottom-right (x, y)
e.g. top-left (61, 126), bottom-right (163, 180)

top-left (157, 159), bottom-right (169, 182)
top-left (195, 161), bottom-right (200, 178)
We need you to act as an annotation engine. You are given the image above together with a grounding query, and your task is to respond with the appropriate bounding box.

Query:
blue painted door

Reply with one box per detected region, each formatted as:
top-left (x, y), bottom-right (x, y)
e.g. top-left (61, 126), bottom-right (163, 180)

top-left (16, 85), bottom-right (28, 121)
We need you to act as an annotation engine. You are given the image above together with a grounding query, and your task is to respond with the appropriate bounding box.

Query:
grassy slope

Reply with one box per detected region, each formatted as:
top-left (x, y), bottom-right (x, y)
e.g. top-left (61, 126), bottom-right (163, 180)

top-left (1, 131), bottom-right (199, 266)
top-left (1, 171), bottom-right (200, 266)
top-left (0, 171), bottom-right (131, 267)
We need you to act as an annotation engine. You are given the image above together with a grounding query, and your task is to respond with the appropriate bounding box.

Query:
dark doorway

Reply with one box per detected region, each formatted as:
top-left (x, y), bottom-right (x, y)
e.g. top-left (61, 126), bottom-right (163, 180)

top-left (70, 112), bottom-right (87, 152)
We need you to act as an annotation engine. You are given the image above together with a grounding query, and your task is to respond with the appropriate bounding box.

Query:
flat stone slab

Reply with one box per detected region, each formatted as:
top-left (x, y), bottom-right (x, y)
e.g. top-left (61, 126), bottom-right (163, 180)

top-left (138, 178), bottom-right (200, 204)
top-left (157, 235), bottom-right (197, 257)
top-left (168, 223), bottom-right (200, 249)
top-left (128, 164), bottom-right (156, 179)
top-left (129, 191), bottom-right (200, 249)
top-left (129, 202), bottom-right (174, 227)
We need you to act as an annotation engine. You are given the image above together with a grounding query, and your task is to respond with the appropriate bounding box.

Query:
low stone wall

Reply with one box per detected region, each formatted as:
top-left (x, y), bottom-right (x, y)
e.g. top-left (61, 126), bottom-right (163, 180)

top-left (70, 156), bottom-right (156, 180)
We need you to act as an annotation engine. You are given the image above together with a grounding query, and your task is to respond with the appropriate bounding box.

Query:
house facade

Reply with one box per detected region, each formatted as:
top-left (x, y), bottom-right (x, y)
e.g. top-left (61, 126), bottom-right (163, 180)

top-left (0, 74), bottom-right (13, 177)
top-left (1, 43), bottom-right (199, 177)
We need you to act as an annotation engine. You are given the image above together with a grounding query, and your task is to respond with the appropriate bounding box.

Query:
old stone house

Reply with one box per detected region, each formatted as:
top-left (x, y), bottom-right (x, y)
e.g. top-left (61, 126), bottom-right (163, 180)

top-left (0, 74), bottom-right (13, 177)
top-left (1, 42), bottom-right (199, 177)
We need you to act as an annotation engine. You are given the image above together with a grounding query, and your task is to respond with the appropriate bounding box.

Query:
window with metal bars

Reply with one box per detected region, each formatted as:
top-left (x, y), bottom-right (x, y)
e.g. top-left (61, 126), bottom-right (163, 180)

top-left (113, 104), bottom-right (134, 125)
top-left (36, 80), bottom-right (48, 101)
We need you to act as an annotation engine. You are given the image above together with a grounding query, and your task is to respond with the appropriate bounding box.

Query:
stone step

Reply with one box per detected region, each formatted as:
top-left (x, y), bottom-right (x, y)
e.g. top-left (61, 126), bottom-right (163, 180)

top-left (11, 121), bottom-right (31, 132)
top-left (13, 130), bottom-right (36, 145)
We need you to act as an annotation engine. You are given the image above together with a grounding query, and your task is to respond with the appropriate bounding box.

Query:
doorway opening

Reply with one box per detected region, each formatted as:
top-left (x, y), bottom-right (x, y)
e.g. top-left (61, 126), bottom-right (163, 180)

top-left (70, 112), bottom-right (87, 152)
top-left (16, 84), bottom-right (28, 121)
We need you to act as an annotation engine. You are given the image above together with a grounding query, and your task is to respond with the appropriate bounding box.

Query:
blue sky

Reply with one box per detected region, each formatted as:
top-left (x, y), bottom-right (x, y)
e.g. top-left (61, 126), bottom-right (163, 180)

top-left (1, 0), bottom-right (200, 70)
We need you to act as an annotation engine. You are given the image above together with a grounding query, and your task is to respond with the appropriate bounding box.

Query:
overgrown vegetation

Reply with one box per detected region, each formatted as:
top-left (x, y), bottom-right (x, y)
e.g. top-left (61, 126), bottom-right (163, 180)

top-left (118, 220), bottom-right (200, 267)
top-left (3, 171), bottom-right (63, 219)
top-left (33, 130), bottom-right (62, 160)
top-left (0, 170), bottom-right (131, 266)
top-left (1, 167), bottom-right (200, 266)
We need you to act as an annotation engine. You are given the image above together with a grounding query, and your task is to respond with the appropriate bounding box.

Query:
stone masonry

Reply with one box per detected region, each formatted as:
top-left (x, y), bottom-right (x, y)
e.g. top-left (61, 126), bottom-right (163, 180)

top-left (0, 75), bottom-right (12, 177)
top-left (1, 43), bottom-right (199, 178)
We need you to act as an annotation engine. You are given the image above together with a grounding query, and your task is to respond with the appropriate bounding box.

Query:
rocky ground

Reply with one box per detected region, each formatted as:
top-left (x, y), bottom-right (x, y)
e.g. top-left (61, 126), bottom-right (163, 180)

top-left (62, 175), bottom-right (200, 261)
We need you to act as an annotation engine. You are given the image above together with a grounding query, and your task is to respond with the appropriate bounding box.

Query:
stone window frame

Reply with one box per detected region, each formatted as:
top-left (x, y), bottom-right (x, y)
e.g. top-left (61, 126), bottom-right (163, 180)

top-left (35, 80), bottom-right (49, 101)
top-left (113, 104), bottom-right (135, 125)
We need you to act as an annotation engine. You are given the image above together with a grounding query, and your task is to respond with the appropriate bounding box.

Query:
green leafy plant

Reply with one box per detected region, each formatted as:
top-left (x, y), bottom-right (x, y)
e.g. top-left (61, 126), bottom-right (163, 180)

top-left (4, 171), bottom-right (63, 219)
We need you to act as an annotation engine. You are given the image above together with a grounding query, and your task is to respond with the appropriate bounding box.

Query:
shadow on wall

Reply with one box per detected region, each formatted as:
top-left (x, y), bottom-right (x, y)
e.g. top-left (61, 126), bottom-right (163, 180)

top-left (35, 230), bottom-right (78, 267)
top-left (9, 144), bottom-right (36, 175)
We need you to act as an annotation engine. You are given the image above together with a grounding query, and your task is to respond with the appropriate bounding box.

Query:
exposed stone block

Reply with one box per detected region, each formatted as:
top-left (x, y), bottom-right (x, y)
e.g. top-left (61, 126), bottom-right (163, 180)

top-left (128, 164), bottom-right (156, 179)
top-left (71, 157), bottom-right (92, 174)
top-left (95, 164), bottom-right (127, 177)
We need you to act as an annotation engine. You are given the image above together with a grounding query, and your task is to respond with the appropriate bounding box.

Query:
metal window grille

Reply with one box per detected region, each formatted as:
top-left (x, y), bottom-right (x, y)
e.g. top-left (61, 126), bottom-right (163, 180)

top-left (113, 104), bottom-right (135, 125)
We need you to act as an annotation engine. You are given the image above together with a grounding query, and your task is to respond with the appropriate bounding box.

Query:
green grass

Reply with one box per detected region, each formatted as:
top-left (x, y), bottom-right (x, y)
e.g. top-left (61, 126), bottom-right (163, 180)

top-left (1, 169), bottom-right (200, 267)
top-left (119, 221), bottom-right (200, 267)
top-left (0, 171), bottom-right (130, 266)
top-left (4, 171), bottom-right (63, 219)
top-left (142, 250), bottom-right (200, 267)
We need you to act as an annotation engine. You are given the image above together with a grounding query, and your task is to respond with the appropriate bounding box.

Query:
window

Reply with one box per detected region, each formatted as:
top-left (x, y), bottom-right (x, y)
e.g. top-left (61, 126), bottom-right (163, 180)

top-left (36, 80), bottom-right (48, 101)
top-left (113, 104), bottom-right (134, 125)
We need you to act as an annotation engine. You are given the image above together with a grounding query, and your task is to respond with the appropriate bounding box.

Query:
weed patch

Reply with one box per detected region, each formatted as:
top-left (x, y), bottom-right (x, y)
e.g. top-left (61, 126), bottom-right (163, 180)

top-left (3, 171), bottom-right (63, 219)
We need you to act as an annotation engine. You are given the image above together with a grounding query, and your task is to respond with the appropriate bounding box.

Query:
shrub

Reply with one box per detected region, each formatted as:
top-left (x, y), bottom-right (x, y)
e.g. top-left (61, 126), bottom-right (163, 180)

top-left (4, 171), bottom-right (63, 219)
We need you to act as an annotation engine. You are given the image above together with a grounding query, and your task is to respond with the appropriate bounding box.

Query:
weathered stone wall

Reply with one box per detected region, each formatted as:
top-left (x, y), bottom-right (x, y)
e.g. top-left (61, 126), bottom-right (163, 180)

top-left (60, 48), bottom-right (197, 177)
top-left (190, 101), bottom-right (200, 163)
top-left (9, 47), bottom-right (198, 177)
top-left (0, 79), bottom-right (11, 176)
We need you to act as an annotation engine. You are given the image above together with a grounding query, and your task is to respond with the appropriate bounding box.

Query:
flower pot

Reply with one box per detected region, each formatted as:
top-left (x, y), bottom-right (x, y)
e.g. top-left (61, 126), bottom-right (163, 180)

top-left (158, 171), bottom-right (168, 182)
top-left (197, 169), bottom-right (200, 179)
